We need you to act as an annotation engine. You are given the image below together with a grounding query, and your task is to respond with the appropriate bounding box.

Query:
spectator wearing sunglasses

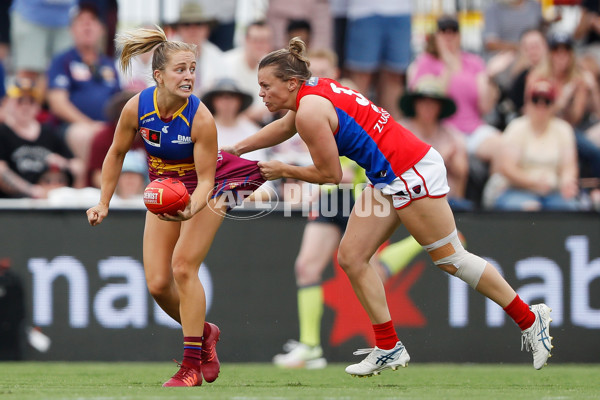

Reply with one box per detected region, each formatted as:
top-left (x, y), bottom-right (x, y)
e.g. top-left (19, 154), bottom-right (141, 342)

top-left (526, 32), bottom-right (600, 179)
top-left (527, 32), bottom-right (600, 131)
top-left (483, 79), bottom-right (580, 211)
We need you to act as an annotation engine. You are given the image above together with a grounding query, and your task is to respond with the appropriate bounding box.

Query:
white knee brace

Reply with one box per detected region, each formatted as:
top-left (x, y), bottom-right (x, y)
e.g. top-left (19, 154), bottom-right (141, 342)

top-left (423, 229), bottom-right (487, 289)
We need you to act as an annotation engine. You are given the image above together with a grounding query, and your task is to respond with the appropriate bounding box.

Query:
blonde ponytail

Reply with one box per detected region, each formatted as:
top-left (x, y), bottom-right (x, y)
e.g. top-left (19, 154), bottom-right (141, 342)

top-left (116, 26), bottom-right (197, 82)
top-left (116, 26), bottom-right (167, 74)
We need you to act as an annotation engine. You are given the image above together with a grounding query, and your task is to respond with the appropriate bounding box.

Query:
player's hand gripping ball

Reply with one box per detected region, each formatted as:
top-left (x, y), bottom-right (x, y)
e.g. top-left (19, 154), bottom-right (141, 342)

top-left (143, 178), bottom-right (190, 216)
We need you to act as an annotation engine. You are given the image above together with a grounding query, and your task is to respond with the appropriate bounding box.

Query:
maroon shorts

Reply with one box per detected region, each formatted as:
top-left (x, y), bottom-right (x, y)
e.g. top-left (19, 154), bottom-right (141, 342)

top-left (147, 151), bottom-right (265, 198)
top-left (212, 151), bottom-right (265, 199)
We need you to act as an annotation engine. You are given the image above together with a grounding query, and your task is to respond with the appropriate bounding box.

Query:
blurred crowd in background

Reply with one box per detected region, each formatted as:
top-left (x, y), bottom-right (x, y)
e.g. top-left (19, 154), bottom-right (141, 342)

top-left (0, 0), bottom-right (599, 212)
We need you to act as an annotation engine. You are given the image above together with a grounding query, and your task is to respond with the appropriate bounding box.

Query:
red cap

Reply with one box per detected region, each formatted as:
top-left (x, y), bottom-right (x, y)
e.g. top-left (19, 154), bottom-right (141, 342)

top-left (527, 79), bottom-right (556, 101)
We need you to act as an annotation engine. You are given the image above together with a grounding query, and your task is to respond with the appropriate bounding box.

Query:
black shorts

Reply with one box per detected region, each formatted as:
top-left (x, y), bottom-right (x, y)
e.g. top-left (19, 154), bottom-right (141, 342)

top-left (308, 188), bottom-right (355, 232)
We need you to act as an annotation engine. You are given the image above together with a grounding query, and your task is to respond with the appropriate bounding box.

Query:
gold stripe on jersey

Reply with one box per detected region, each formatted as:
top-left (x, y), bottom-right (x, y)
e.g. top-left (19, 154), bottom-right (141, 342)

top-left (139, 110), bottom-right (157, 121)
top-left (153, 87), bottom-right (190, 125)
top-left (148, 155), bottom-right (195, 177)
top-left (178, 113), bottom-right (190, 127)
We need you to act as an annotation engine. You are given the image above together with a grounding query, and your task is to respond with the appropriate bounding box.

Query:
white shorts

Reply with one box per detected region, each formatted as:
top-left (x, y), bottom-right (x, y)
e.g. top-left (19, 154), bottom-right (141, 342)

top-left (373, 147), bottom-right (450, 209)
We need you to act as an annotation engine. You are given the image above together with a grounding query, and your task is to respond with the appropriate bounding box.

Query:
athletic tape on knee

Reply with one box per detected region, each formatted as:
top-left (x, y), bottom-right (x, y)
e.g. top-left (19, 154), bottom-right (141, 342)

top-left (423, 229), bottom-right (487, 289)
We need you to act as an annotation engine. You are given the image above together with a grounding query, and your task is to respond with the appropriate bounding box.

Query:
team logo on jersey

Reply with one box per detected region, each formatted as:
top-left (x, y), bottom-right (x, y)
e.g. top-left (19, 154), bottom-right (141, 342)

top-left (306, 77), bottom-right (319, 86)
top-left (140, 127), bottom-right (161, 147)
top-left (162, 125), bottom-right (169, 134)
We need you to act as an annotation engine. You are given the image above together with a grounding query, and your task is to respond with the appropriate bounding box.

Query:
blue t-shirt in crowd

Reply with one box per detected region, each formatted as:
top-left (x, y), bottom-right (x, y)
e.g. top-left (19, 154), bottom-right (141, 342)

top-left (11, 0), bottom-right (77, 28)
top-left (0, 63), bottom-right (5, 99)
top-left (47, 48), bottom-right (121, 122)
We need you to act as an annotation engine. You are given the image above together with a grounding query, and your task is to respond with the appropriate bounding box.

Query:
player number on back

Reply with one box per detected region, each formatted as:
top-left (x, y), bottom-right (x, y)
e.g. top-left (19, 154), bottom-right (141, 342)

top-left (329, 82), bottom-right (370, 106)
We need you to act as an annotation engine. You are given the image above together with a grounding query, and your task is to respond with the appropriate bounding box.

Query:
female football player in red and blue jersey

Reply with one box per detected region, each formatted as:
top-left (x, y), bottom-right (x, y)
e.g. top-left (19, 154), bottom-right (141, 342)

top-left (224, 37), bottom-right (553, 376)
top-left (86, 27), bottom-right (264, 387)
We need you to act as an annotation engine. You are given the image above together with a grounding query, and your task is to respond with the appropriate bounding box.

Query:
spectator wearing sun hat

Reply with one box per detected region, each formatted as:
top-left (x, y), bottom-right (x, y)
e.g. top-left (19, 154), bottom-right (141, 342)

top-left (173, 2), bottom-right (226, 97)
top-left (202, 78), bottom-right (269, 162)
top-left (399, 76), bottom-right (472, 210)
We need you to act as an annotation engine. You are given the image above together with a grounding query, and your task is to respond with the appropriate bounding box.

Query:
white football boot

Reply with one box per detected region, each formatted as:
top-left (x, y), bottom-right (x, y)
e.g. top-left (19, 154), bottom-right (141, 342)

top-left (521, 304), bottom-right (553, 370)
top-left (345, 341), bottom-right (410, 377)
top-left (273, 340), bottom-right (327, 369)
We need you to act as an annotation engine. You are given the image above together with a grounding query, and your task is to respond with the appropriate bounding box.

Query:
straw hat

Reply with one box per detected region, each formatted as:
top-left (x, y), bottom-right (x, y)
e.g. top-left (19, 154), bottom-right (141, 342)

top-left (399, 76), bottom-right (456, 120)
top-left (202, 78), bottom-right (254, 115)
top-left (176, 2), bottom-right (215, 26)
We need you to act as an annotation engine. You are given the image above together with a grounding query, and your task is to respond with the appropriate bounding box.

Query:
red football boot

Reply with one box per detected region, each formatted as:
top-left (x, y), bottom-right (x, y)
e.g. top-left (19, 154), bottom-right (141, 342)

top-left (201, 322), bottom-right (221, 383)
top-left (162, 361), bottom-right (202, 387)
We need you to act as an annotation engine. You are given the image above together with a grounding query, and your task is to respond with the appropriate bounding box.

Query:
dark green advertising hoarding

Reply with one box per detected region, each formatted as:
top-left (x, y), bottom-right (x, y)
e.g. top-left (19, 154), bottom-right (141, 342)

top-left (0, 209), bottom-right (598, 364)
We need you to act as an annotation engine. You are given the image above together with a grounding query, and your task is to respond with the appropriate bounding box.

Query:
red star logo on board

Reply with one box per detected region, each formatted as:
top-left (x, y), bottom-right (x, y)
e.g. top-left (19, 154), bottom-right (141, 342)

top-left (322, 258), bottom-right (427, 346)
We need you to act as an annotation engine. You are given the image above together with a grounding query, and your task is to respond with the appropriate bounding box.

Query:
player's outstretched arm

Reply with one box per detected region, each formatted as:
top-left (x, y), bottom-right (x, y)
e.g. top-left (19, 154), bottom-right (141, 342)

top-left (87, 95), bottom-right (140, 226)
top-left (225, 111), bottom-right (297, 156)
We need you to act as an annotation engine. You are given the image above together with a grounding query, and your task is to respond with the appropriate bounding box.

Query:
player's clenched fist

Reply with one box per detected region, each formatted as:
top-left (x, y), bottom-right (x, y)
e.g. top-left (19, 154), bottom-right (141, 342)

top-left (258, 160), bottom-right (286, 180)
top-left (86, 203), bottom-right (108, 226)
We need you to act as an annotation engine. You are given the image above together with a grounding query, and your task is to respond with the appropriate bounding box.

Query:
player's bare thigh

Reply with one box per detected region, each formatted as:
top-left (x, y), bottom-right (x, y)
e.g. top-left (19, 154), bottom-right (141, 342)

top-left (142, 198), bottom-right (227, 278)
top-left (395, 196), bottom-right (456, 246)
top-left (338, 186), bottom-right (401, 265)
top-left (143, 211), bottom-right (181, 286)
top-left (173, 199), bottom-right (227, 268)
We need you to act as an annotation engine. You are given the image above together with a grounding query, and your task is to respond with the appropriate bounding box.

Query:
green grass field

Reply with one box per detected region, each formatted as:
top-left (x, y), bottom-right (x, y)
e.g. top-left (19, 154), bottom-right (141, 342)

top-left (2, 362), bottom-right (599, 400)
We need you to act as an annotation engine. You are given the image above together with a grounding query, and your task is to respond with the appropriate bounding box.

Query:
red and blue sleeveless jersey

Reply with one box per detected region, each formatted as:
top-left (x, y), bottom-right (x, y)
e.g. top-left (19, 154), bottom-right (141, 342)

top-left (137, 86), bottom-right (200, 191)
top-left (296, 77), bottom-right (431, 185)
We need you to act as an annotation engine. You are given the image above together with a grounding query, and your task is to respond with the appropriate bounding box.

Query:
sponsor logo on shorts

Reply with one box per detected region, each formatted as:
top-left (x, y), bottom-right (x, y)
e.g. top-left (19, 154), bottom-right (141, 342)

top-left (392, 192), bottom-right (410, 203)
top-left (412, 185), bottom-right (421, 194)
